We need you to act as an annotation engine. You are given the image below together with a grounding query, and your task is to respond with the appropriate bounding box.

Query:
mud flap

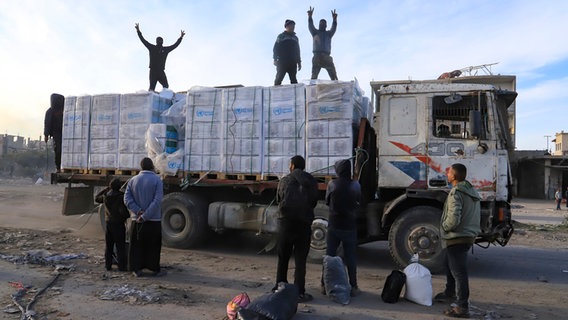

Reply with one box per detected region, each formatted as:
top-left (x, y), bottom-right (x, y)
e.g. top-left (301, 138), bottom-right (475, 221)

top-left (62, 185), bottom-right (94, 216)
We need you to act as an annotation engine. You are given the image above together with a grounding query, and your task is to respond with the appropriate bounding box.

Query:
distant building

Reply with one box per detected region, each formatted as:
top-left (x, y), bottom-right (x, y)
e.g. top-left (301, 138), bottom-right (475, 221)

top-left (511, 150), bottom-right (568, 200)
top-left (0, 134), bottom-right (45, 157)
top-left (552, 131), bottom-right (568, 156)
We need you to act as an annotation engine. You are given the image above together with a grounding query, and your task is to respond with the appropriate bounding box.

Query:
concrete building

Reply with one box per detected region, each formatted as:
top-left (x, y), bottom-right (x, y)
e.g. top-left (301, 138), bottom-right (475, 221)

top-left (511, 150), bottom-right (568, 200)
top-left (552, 131), bottom-right (568, 156)
top-left (0, 134), bottom-right (45, 157)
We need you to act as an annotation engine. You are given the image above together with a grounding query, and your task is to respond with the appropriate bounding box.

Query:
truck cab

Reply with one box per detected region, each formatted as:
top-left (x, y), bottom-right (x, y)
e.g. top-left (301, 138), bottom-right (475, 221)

top-left (365, 78), bottom-right (517, 271)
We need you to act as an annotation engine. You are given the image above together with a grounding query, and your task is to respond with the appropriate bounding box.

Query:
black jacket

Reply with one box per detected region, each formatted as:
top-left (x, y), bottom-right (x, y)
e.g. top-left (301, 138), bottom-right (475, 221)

top-left (95, 188), bottom-right (130, 224)
top-left (277, 169), bottom-right (319, 223)
top-left (137, 31), bottom-right (182, 70)
top-left (325, 160), bottom-right (361, 230)
top-left (273, 31), bottom-right (301, 63)
top-left (44, 93), bottom-right (64, 139)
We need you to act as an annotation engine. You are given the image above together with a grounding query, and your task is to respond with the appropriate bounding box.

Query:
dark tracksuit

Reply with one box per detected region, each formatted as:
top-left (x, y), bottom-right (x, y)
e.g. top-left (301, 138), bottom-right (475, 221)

top-left (43, 94), bottom-right (65, 171)
top-left (273, 31), bottom-right (301, 85)
top-left (96, 188), bottom-right (130, 271)
top-left (137, 31), bottom-right (183, 91)
top-left (323, 159), bottom-right (361, 289)
top-left (275, 168), bottom-right (319, 295)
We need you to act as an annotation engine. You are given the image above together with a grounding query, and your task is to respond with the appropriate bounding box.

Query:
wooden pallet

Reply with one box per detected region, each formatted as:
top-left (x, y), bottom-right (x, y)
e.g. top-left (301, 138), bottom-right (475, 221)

top-left (87, 169), bottom-right (117, 175)
top-left (60, 168), bottom-right (88, 174)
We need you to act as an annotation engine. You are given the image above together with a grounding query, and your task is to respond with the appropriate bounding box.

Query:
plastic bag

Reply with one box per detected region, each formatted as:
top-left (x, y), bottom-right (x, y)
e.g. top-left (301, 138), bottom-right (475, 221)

top-left (381, 270), bottom-right (406, 303)
top-left (242, 282), bottom-right (298, 320)
top-left (403, 254), bottom-right (432, 306)
top-left (322, 255), bottom-right (351, 305)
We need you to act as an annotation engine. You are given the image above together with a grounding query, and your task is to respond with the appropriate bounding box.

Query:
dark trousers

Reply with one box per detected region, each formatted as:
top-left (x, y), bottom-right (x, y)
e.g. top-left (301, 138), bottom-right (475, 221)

top-left (129, 221), bottom-right (162, 273)
top-left (276, 218), bottom-right (311, 295)
top-left (557, 199), bottom-right (562, 210)
top-left (149, 69), bottom-right (169, 91)
top-left (274, 61), bottom-right (298, 85)
top-left (53, 134), bottom-right (62, 170)
top-left (444, 243), bottom-right (472, 308)
top-left (325, 228), bottom-right (358, 288)
top-left (311, 53), bottom-right (338, 80)
top-left (105, 221), bottom-right (127, 271)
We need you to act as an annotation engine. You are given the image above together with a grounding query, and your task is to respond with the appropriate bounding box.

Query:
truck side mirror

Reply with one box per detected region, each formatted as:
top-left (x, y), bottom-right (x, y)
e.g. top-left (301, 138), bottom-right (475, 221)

top-left (469, 110), bottom-right (481, 138)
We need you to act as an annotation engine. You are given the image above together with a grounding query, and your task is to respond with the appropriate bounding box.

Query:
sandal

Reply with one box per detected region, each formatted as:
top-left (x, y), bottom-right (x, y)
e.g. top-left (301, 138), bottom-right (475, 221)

top-left (443, 306), bottom-right (469, 318)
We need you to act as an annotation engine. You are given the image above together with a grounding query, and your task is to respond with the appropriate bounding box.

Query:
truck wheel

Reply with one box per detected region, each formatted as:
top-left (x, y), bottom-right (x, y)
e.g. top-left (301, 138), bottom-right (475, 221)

top-left (161, 192), bottom-right (208, 249)
top-left (388, 206), bottom-right (445, 273)
top-left (308, 218), bottom-right (328, 261)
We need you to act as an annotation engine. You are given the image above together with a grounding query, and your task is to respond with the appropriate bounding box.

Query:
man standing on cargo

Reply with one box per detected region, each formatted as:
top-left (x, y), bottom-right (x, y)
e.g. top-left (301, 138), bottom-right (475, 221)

top-left (43, 93), bottom-right (65, 172)
top-left (307, 7), bottom-right (338, 81)
top-left (274, 155), bottom-right (319, 302)
top-left (435, 163), bottom-right (481, 318)
top-left (135, 23), bottom-right (185, 92)
top-left (273, 19), bottom-right (302, 85)
top-left (124, 157), bottom-right (165, 277)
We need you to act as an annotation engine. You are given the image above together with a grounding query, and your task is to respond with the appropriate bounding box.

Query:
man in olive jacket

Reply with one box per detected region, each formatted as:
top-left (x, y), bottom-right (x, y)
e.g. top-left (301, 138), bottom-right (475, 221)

top-left (436, 163), bottom-right (480, 318)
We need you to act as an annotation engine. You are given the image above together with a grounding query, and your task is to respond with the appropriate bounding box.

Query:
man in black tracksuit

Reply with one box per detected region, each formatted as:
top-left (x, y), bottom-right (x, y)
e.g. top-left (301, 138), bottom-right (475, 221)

top-left (273, 19), bottom-right (302, 86)
top-left (43, 93), bottom-right (65, 171)
top-left (135, 23), bottom-right (185, 91)
top-left (96, 178), bottom-right (130, 272)
top-left (274, 155), bottom-right (319, 302)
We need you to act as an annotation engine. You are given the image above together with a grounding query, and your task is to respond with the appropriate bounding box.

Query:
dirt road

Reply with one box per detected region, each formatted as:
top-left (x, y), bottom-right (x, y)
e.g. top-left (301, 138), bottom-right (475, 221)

top-left (0, 179), bottom-right (567, 319)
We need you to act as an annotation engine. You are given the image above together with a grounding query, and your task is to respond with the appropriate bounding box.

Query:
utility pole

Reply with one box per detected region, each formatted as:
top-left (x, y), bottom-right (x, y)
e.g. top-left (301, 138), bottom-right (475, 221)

top-left (545, 135), bottom-right (552, 154)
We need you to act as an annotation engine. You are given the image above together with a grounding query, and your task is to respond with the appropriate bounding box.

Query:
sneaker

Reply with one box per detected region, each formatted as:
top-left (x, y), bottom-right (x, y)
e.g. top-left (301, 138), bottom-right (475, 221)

top-left (350, 286), bottom-right (361, 297)
top-left (434, 291), bottom-right (456, 303)
top-left (152, 270), bottom-right (167, 277)
top-left (132, 271), bottom-right (142, 278)
top-left (443, 306), bottom-right (469, 318)
top-left (298, 293), bottom-right (313, 303)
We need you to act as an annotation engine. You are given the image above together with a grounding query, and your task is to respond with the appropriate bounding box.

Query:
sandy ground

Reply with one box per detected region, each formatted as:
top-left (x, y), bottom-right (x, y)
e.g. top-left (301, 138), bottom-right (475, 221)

top-left (0, 179), bottom-right (567, 320)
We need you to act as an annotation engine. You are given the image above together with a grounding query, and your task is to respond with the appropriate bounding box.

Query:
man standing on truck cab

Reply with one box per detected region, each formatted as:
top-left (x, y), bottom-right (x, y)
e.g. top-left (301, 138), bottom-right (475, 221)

top-left (435, 163), bottom-right (481, 318)
top-left (135, 23), bottom-right (185, 92)
top-left (274, 155), bottom-right (319, 302)
top-left (43, 93), bottom-right (65, 172)
top-left (124, 157), bottom-right (164, 277)
top-left (307, 6), bottom-right (338, 81)
top-left (273, 19), bottom-right (302, 86)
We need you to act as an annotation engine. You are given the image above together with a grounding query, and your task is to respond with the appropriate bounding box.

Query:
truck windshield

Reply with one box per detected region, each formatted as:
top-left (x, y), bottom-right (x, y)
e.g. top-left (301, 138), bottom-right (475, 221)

top-left (432, 93), bottom-right (489, 140)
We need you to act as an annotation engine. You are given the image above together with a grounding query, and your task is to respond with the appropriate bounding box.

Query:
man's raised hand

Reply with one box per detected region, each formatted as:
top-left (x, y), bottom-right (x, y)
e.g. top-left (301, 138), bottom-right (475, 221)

top-left (331, 9), bottom-right (337, 20)
top-left (308, 6), bottom-right (314, 17)
top-left (180, 30), bottom-right (186, 38)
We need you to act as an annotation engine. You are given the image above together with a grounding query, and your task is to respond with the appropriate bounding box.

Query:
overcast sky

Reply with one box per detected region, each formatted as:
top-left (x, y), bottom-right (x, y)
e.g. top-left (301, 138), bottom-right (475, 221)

top-left (1, 0), bottom-right (566, 151)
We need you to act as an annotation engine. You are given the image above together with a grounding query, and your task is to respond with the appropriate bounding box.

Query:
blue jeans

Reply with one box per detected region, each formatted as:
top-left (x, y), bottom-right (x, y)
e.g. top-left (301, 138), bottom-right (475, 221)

top-left (444, 243), bottom-right (472, 308)
top-left (326, 228), bottom-right (358, 288)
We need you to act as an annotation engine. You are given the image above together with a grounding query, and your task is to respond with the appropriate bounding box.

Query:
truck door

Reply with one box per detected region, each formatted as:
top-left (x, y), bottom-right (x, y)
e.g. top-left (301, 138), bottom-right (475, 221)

top-left (378, 95), bottom-right (429, 189)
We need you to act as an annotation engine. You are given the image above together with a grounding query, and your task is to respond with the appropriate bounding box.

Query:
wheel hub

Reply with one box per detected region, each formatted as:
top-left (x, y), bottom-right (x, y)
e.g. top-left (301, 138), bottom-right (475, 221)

top-left (311, 218), bottom-right (328, 250)
top-left (408, 226), bottom-right (439, 256)
top-left (168, 211), bottom-right (186, 231)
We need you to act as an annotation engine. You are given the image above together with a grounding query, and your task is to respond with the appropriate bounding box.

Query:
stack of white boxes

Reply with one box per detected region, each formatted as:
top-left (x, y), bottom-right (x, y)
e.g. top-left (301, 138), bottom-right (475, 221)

top-left (61, 95), bottom-right (90, 169)
top-left (118, 92), bottom-right (171, 170)
top-left (262, 84), bottom-right (306, 176)
top-left (89, 94), bottom-right (120, 169)
top-left (184, 87), bottom-right (223, 172)
top-left (305, 81), bottom-right (366, 175)
top-left (222, 87), bottom-right (263, 174)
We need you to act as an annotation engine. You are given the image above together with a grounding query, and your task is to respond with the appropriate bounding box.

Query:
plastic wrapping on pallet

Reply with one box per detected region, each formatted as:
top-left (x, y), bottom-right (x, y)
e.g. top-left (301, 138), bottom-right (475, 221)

top-left (89, 94), bottom-right (120, 169)
top-left (61, 95), bottom-right (90, 169)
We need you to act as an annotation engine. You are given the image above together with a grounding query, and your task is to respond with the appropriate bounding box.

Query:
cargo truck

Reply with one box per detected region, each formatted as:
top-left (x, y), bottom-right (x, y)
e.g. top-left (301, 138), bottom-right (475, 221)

top-left (53, 76), bottom-right (517, 272)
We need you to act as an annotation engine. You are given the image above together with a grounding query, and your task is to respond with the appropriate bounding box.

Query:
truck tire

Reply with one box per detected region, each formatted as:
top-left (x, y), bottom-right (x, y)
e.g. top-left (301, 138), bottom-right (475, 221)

top-left (388, 206), bottom-right (445, 273)
top-left (161, 192), bottom-right (208, 249)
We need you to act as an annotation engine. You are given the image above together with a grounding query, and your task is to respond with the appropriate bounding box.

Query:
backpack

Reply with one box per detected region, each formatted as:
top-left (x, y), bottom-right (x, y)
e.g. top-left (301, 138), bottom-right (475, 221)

top-left (279, 175), bottom-right (310, 217)
top-left (381, 270), bottom-right (406, 303)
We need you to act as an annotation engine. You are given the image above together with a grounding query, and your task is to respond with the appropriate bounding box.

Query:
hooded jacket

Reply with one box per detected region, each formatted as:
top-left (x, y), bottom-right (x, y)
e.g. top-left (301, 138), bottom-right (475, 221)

top-left (44, 93), bottom-right (65, 139)
top-left (326, 160), bottom-right (361, 230)
top-left (308, 16), bottom-right (337, 54)
top-left (95, 188), bottom-right (130, 224)
top-left (277, 168), bottom-right (319, 223)
top-left (440, 180), bottom-right (481, 247)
